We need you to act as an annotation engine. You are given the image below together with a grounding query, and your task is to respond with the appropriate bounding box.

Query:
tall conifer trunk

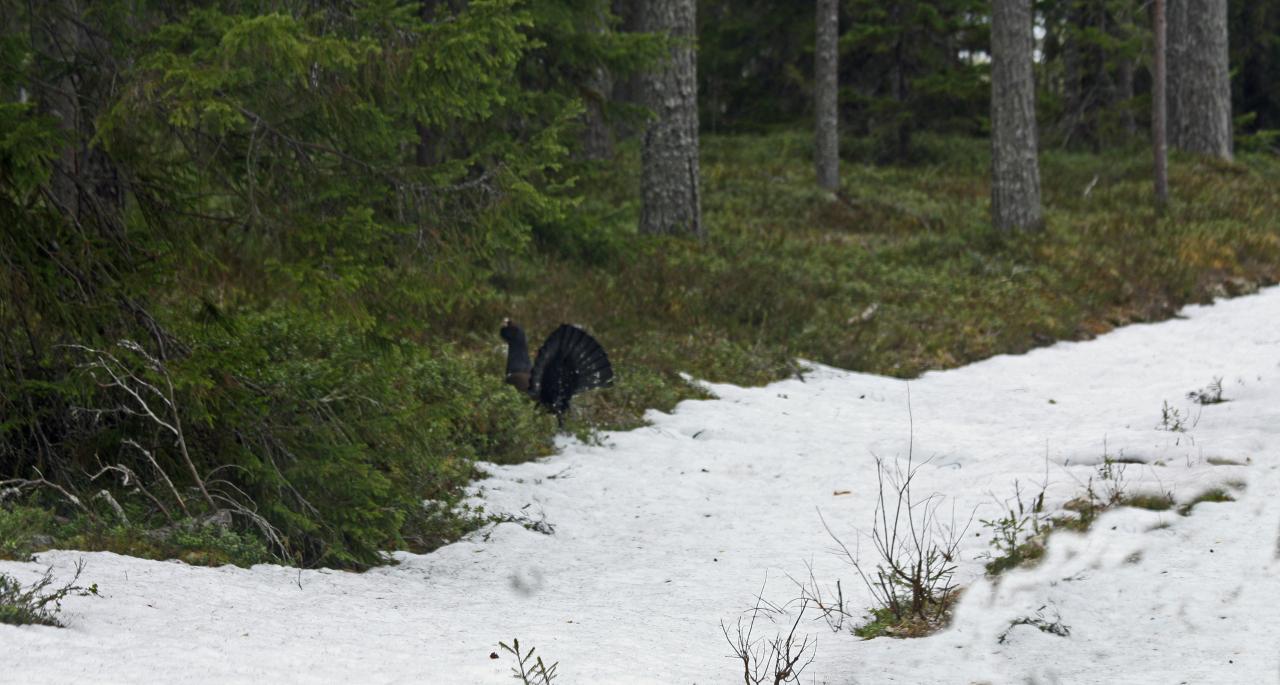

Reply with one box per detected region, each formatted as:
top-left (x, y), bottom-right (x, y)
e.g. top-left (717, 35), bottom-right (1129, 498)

top-left (580, 4), bottom-right (616, 160)
top-left (1167, 0), bottom-right (1232, 159)
top-left (638, 0), bottom-right (702, 237)
top-left (990, 0), bottom-right (1043, 232)
top-left (1153, 0), bottom-right (1169, 210)
top-left (814, 0), bottom-right (839, 191)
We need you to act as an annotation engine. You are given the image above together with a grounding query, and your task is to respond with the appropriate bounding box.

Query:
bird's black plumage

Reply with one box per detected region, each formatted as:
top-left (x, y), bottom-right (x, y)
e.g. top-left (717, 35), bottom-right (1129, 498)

top-left (500, 320), bottom-right (533, 391)
top-left (500, 320), bottom-right (613, 422)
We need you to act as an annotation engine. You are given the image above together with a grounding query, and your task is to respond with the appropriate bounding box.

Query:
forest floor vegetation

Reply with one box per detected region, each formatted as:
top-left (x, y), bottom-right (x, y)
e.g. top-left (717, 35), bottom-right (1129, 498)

top-left (516, 131), bottom-right (1280, 429)
top-left (7, 130), bottom-right (1280, 568)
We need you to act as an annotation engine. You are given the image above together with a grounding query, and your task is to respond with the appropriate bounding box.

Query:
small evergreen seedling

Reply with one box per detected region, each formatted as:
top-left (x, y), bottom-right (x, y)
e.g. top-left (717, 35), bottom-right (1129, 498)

top-left (981, 481), bottom-right (1049, 575)
top-left (1157, 401), bottom-right (1191, 432)
top-left (1187, 377), bottom-right (1227, 405)
top-left (498, 638), bottom-right (559, 685)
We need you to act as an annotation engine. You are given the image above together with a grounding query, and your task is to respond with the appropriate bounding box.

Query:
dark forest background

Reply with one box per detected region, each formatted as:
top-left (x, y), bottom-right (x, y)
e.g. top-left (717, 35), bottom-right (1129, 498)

top-left (2, 0), bottom-right (1279, 568)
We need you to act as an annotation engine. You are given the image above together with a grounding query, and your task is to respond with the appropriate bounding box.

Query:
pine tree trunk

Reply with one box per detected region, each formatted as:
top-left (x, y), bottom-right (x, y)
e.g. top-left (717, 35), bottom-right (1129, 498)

top-left (814, 0), bottom-right (839, 191)
top-left (1153, 0), bottom-right (1169, 210)
top-left (1118, 55), bottom-right (1136, 137)
top-left (579, 4), bottom-right (616, 161)
top-left (580, 66), bottom-right (616, 160)
top-left (1167, 0), bottom-right (1232, 159)
top-left (891, 35), bottom-right (911, 160)
top-left (990, 0), bottom-right (1043, 232)
top-left (1059, 3), bottom-right (1084, 148)
top-left (638, 0), bottom-right (702, 237)
top-left (1114, 0), bottom-right (1139, 138)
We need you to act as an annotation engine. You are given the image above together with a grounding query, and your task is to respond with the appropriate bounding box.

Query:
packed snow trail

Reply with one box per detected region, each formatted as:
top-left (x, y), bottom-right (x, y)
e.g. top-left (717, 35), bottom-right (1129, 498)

top-left (4, 290), bottom-right (1280, 684)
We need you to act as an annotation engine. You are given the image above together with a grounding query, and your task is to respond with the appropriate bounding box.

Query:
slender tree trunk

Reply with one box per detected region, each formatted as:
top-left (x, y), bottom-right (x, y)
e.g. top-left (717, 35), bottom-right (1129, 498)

top-left (580, 66), bottom-right (616, 160)
top-left (892, 35), bottom-right (911, 160)
top-left (579, 4), bottom-right (616, 160)
top-left (638, 0), bottom-right (702, 237)
top-left (990, 0), bottom-right (1043, 232)
top-left (814, 0), bottom-right (839, 191)
top-left (1166, 0), bottom-right (1184, 132)
top-left (1114, 0), bottom-right (1138, 138)
top-left (1153, 0), bottom-right (1169, 211)
top-left (1167, 0), bottom-right (1232, 159)
top-left (1118, 55), bottom-right (1136, 136)
top-left (1060, 3), bottom-right (1084, 148)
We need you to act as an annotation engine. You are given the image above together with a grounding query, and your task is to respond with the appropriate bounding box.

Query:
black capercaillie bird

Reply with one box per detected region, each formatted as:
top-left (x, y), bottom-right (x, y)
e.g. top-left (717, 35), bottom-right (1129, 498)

top-left (500, 319), bottom-right (614, 425)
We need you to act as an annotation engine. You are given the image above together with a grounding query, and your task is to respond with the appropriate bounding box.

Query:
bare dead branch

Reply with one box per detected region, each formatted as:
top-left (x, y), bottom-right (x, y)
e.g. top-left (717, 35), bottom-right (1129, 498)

top-left (63, 341), bottom-right (215, 512)
top-left (722, 578), bottom-right (818, 685)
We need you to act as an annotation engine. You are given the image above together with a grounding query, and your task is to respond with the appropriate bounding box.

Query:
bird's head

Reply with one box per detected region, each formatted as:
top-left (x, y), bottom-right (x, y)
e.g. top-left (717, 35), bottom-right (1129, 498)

top-left (499, 318), bottom-right (525, 344)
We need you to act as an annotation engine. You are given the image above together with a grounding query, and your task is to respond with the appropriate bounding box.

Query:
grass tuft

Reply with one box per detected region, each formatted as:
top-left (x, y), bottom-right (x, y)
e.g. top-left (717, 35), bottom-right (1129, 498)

top-left (1177, 487), bottom-right (1236, 516)
top-left (1124, 492), bottom-right (1176, 512)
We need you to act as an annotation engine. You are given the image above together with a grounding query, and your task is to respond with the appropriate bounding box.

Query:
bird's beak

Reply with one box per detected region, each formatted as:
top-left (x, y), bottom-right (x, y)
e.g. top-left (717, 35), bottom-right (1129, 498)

top-left (502, 317), bottom-right (511, 326)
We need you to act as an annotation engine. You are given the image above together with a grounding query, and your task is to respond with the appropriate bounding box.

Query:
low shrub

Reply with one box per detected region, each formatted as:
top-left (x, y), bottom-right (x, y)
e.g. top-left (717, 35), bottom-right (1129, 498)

top-left (0, 561), bottom-right (98, 628)
top-left (825, 450), bottom-right (970, 639)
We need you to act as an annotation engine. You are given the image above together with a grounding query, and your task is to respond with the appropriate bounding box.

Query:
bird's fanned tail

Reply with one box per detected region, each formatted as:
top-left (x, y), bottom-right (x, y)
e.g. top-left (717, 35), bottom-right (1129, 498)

top-left (529, 324), bottom-right (614, 416)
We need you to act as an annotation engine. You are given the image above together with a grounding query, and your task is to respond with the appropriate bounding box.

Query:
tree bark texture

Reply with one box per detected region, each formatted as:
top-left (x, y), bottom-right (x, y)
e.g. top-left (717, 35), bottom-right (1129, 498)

top-left (814, 0), bottom-right (839, 191)
top-left (638, 0), bottom-right (702, 237)
top-left (577, 3), bottom-right (616, 160)
top-left (1153, 0), bottom-right (1169, 210)
top-left (580, 65), bottom-right (616, 160)
top-left (1167, 0), bottom-right (1232, 159)
top-left (990, 0), bottom-right (1043, 232)
top-left (1118, 54), bottom-right (1136, 136)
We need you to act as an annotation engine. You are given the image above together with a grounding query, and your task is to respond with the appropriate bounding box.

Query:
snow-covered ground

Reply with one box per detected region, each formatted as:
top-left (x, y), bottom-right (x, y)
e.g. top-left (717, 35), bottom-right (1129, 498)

top-left (4, 289), bottom-right (1280, 684)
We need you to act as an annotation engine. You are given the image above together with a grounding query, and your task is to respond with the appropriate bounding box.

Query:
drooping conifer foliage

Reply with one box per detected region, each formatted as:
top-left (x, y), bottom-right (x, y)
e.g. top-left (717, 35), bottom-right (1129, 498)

top-left (0, 0), bottom-right (640, 568)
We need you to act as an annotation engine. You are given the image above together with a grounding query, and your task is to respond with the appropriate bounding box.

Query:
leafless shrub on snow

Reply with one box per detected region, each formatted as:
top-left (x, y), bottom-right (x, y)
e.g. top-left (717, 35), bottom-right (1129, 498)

top-left (721, 580), bottom-right (818, 685)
